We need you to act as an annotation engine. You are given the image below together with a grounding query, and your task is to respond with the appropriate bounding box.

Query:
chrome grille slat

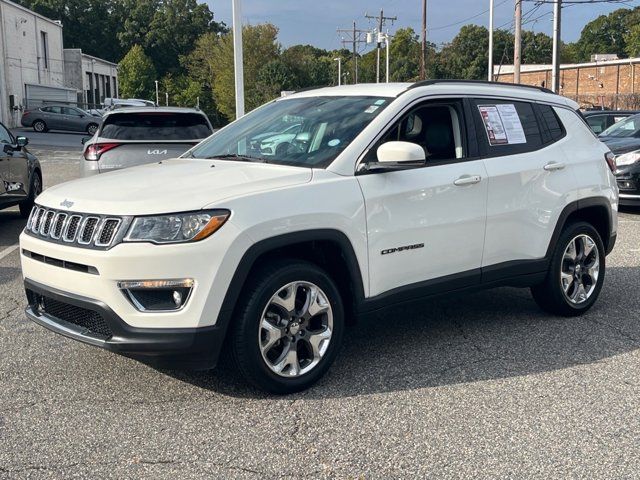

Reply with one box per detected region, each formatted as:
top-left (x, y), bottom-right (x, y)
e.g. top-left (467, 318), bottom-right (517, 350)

top-left (26, 205), bottom-right (123, 249)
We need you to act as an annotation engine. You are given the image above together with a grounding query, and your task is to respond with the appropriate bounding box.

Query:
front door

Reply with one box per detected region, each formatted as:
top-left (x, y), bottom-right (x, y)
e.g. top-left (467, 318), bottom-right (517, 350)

top-left (357, 99), bottom-right (488, 298)
top-left (0, 125), bottom-right (28, 198)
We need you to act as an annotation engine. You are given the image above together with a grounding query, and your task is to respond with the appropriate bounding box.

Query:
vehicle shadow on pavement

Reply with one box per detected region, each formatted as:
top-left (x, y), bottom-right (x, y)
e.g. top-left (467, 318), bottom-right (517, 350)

top-left (0, 211), bottom-right (26, 250)
top-left (167, 266), bottom-right (640, 399)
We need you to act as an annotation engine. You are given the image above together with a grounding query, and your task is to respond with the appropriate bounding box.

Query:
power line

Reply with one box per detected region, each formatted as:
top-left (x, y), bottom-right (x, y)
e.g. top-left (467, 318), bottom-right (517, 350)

top-left (365, 9), bottom-right (397, 83)
top-left (337, 22), bottom-right (369, 83)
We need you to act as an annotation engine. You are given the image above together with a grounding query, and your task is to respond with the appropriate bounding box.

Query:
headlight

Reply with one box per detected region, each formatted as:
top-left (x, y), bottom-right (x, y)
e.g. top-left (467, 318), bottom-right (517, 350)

top-left (124, 210), bottom-right (230, 244)
top-left (615, 150), bottom-right (640, 167)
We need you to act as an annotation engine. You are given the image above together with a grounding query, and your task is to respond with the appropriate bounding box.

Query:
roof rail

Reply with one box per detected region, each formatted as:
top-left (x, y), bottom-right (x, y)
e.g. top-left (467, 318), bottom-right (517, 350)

top-left (409, 79), bottom-right (555, 95)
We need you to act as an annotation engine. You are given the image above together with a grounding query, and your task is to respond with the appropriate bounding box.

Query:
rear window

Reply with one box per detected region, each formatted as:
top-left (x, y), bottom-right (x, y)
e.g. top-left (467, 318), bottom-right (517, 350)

top-left (100, 112), bottom-right (212, 140)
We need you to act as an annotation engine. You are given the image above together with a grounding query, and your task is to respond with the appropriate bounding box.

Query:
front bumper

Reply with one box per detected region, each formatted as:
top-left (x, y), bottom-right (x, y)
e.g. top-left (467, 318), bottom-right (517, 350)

top-left (25, 279), bottom-right (225, 369)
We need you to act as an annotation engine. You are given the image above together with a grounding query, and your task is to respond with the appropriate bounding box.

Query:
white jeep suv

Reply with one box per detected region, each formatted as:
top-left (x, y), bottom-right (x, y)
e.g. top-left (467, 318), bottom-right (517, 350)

top-left (20, 81), bottom-right (618, 393)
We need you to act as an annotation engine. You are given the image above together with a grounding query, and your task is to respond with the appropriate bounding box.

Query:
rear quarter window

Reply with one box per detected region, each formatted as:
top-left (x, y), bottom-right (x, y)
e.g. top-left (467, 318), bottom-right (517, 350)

top-left (100, 112), bottom-right (212, 140)
top-left (537, 104), bottom-right (566, 143)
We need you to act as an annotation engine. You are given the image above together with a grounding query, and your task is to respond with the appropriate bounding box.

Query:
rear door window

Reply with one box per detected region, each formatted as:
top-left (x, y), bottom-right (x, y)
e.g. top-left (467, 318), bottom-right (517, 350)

top-left (471, 99), bottom-right (542, 157)
top-left (586, 115), bottom-right (608, 134)
top-left (100, 112), bottom-right (212, 140)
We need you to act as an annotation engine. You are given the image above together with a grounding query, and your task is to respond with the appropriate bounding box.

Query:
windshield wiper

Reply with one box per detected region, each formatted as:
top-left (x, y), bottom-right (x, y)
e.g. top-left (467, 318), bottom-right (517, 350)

top-left (205, 154), bottom-right (268, 163)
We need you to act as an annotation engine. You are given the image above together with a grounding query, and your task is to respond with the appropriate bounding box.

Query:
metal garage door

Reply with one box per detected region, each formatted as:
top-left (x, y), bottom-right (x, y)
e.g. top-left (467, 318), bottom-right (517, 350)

top-left (25, 83), bottom-right (77, 107)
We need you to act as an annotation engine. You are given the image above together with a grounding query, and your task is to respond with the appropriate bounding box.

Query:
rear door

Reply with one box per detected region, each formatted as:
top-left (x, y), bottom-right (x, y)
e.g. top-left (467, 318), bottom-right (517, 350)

top-left (44, 106), bottom-right (63, 129)
top-left (470, 98), bottom-right (577, 273)
top-left (61, 107), bottom-right (87, 132)
top-left (94, 112), bottom-right (212, 172)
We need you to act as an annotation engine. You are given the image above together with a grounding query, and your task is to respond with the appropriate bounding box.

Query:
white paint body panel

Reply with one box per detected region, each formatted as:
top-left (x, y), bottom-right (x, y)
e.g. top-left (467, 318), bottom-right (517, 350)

top-left (357, 159), bottom-right (488, 296)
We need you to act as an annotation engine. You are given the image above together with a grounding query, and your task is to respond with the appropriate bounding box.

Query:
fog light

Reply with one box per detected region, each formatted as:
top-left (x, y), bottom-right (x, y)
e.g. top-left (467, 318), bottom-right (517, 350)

top-left (118, 279), bottom-right (194, 312)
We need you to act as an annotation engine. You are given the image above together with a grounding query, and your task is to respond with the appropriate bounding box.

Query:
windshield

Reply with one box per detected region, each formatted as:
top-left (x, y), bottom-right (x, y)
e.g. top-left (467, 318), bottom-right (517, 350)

top-left (600, 114), bottom-right (640, 138)
top-left (188, 96), bottom-right (392, 168)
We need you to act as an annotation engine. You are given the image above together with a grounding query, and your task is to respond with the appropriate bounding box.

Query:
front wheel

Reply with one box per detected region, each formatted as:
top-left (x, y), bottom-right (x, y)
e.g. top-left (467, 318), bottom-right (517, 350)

top-left (87, 123), bottom-right (98, 135)
top-left (531, 221), bottom-right (605, 316)
top-left (230, 260), bottom-right (345, 394)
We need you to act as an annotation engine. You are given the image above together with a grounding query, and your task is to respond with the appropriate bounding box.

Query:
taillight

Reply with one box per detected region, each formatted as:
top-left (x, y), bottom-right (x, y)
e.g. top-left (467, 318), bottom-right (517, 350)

top-left (604, 152), bottom-right (616, 173)
top-left (84, 143), bottom-right (120, 161)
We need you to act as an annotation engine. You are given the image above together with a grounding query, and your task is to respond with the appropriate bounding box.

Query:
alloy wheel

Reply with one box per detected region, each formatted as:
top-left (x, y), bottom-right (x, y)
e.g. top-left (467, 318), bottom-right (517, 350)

top-left (560, 234), bottom-right (600, 305)
top-left (258, 281), bottom-right (333, 377)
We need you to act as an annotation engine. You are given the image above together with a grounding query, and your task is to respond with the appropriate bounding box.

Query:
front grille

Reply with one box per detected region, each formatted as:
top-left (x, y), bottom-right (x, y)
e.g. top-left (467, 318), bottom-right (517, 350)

top-left (25, 206), bottom-right (124, 249)
top-left (27, 290), bottom-right (113, 340)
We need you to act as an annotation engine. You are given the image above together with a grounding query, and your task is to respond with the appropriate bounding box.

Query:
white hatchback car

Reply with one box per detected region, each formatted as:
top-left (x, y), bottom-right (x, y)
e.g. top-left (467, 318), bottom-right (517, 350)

top-left (20, 81), bottom-right (618, 393)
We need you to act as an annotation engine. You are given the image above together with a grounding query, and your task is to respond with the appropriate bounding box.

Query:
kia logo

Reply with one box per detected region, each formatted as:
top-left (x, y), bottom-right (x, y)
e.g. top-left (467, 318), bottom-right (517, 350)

top-left (147, 149), bottom-right (168, 155)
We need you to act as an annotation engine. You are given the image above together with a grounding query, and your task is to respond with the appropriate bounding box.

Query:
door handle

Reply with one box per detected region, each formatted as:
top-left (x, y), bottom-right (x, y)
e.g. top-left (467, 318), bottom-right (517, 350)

top-left (543, 162), bottom-right (565, 171)
top-left (453, 175), bottom-right (482, 186)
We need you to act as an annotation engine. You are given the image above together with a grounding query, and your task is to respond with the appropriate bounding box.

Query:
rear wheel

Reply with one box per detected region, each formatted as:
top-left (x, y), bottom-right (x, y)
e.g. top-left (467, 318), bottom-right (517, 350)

top-left (87, 123), bottom-right (98, 135)
top-left (32, 120), bottom-right (47, 133)
top-left (531, 221), bottom-right (605, 316)
top-left (230, 260), bottom-right (344, 394)
top-left (19, 170), bottom-right (42, 218)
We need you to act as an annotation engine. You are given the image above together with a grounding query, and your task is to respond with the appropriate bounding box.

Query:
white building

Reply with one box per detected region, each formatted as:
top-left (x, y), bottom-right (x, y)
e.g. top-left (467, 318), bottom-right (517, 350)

top-left (64, 49), bottom-right (118, 108)
top-left (0, 0), bottom-right (118, 127)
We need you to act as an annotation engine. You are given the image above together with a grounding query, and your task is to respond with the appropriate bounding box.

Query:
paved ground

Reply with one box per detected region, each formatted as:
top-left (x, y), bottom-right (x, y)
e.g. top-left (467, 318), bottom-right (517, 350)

top-left (1, 144), bottom-right (639, 478)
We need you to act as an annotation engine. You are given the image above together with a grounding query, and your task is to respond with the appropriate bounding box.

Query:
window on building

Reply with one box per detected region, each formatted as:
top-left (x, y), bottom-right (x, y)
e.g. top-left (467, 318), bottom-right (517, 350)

top-left (40, 31), bottom-right (49, 69)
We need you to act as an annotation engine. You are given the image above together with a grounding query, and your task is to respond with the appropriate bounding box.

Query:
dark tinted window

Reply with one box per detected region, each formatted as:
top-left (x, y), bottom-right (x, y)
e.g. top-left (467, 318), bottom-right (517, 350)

top-left (472, 99), bottom-right (542, 156)
top-left (538, 104), bottom-right (566, 142)
top-left (586, 114), bottom-right (608, 134)
top-left (100, 112), bottom-right (212, 140)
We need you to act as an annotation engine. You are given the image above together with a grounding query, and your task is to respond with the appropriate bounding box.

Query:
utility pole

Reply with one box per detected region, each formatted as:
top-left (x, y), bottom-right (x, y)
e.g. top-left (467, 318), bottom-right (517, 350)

top-left (514, 0), bottom-right (522, 84)
top-left (232, 0), bottom-right (245, 118)
top-left (420, 0), bottom-right (427, 80)
top-left (488, 0), bottom-right (494, 81)
top-left (551, 0), bottom-right (562, 93)
top-left (337, 22), bottom-right (368, 84)
top-left (334, 57), bottom-right (342, 86)
top-left (365, 9), bottom-right (397, 83)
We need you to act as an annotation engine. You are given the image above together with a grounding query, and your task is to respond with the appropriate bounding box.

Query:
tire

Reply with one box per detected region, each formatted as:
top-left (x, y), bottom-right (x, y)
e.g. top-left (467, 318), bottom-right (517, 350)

top-left (87, 123), bottom-right (98, 135)
top-left (229, 259), bottom-right (345, 394)
top-left (19, 170), bottom-right (42, 218)
top-left (531, 221), bottom-right (605, 317)
top-left (32, 120), bottom-right (47, 133)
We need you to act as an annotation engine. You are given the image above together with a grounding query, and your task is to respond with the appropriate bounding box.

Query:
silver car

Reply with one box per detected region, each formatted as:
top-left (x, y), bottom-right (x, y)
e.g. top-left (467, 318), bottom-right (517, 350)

top-left (81, 107), bottom-right (213, 176)
top-left (21, 105), bottom-right (102, 135)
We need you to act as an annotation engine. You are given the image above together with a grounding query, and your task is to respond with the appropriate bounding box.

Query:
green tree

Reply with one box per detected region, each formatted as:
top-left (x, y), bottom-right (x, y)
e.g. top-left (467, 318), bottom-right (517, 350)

top-left (145, 0), bottom-right (225, 76)
top-left (205, 24), bottom-right (281, 120)
top-left (573, 7), bottom-right (640, 61)
top-left (624, 24), bottom-right (640, 58)
top-left (118, 45), bottom-right (157, 99)
top-left (18, 0), bottom-right (123, 61)
top-left (436, 25), bottom-right (489, 79)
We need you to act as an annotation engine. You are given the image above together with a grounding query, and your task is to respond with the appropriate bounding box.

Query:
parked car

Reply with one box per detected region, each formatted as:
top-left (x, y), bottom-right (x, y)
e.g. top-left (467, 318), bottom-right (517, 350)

top-left (598, 113), bottom-right (640, 206)
top-left (103, 98), bottom-right (156, 109)
top-left (583, 109), bottom-right (637, 134)
top-left (81, 107), bottom-right (213, 176)
top-left (257, 123), bottom-right (302, 156)
top-left (0, 122), bottom-right (41, 217)
top-left (21, 105), bottom-right (102, 135)
top-left (20, 81), bottom-right (617, 393)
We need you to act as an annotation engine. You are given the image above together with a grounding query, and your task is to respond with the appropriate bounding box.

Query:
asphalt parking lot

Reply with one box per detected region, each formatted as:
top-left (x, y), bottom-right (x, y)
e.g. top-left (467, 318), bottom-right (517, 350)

top-left (1, 144), bottom-right (640, 478)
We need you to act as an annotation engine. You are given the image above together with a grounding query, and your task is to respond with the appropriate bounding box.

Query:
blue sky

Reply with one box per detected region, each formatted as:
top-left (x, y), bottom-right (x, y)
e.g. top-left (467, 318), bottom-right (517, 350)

top-left (206, 0), bottom-right (637, 51)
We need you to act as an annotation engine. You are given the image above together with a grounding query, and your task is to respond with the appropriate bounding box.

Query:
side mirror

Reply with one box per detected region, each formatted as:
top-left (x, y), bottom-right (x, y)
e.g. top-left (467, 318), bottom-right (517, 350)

top-left (16, 136), bottom-right (28, 148)
top-left (368, 141), bottom-right (426, 171)
top-left (81, 136), bottom-right (90, 145)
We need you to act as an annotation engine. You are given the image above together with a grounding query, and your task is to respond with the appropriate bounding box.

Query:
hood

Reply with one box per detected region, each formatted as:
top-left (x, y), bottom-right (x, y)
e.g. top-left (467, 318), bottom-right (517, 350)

top-left (599, 136), bottom-right (640, 155)
top-left (37, 158), bottom-right (313, 215)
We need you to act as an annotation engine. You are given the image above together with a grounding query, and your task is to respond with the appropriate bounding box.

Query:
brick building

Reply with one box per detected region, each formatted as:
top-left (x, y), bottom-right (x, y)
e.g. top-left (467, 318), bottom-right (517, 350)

top-left (495, 57), bottom-right (640, 110)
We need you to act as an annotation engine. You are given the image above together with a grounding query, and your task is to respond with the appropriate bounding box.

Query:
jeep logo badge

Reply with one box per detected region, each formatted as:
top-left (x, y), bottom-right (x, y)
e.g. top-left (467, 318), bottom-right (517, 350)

top-left (60, 199), bottom-right (74, 208)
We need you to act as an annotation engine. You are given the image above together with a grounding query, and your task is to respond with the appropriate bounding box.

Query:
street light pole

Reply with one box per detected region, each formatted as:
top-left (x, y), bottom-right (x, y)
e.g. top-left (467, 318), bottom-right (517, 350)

top-left (488, 0), bottom-right (494, 81)
top-left (155, 80), bottom-right (159, 106)
top-left (385, 33), bottom-right (390, 83)
top-left (551, 0), bottom-right (562, 93)
top-left (334, 58), bottom-right (342, 86)
top-left (232, 0), bottom-right (245, 118)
